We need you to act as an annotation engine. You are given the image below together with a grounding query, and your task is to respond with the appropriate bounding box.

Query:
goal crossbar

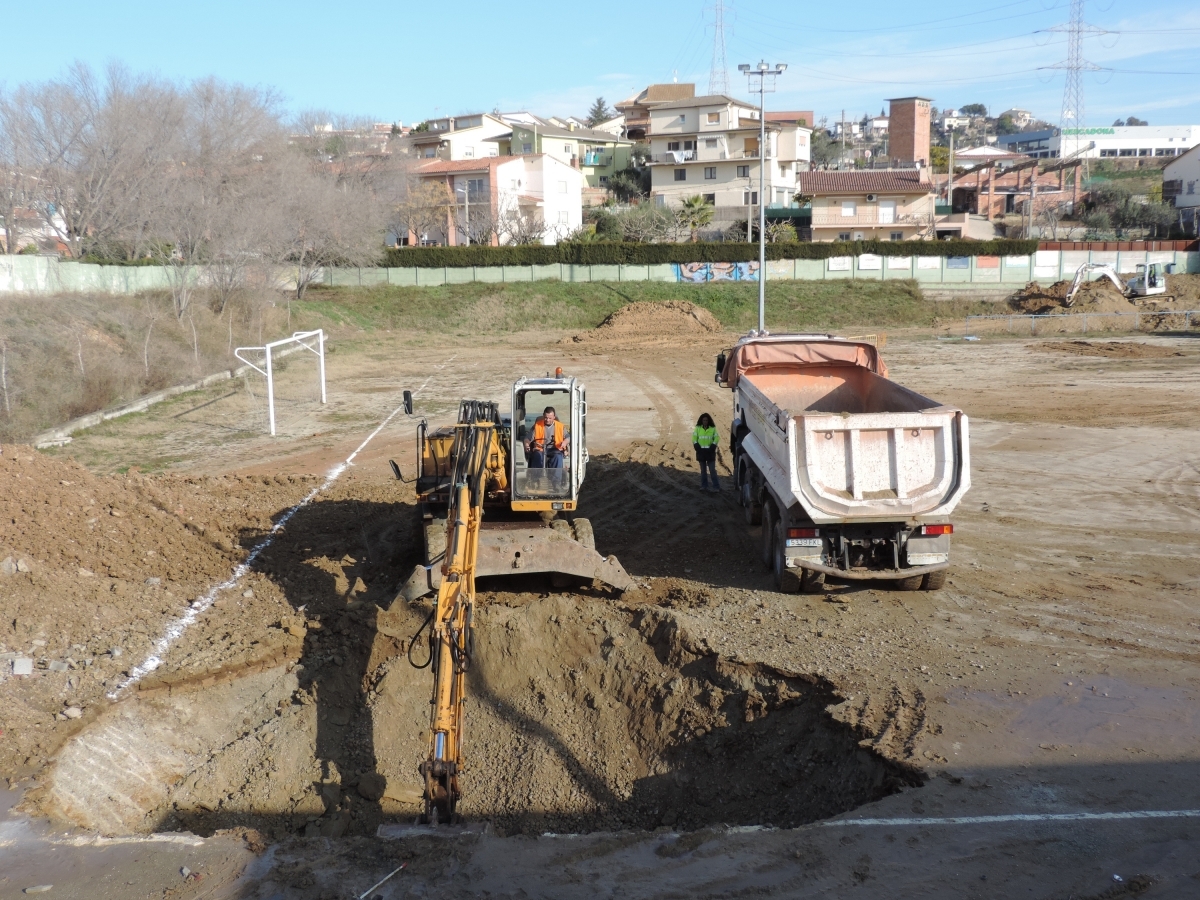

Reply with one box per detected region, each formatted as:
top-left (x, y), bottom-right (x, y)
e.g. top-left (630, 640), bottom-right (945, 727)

top-left (234, 329), bottom-right (327, 436)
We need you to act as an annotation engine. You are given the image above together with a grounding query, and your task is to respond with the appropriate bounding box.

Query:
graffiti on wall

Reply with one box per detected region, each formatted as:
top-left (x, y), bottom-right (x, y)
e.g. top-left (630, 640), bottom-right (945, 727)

top-left (674, 261), bottom-right (760, 283)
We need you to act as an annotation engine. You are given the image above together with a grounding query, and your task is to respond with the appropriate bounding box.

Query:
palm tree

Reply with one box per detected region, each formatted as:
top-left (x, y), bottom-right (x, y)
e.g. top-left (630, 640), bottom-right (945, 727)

top-left (677, 195), bottom-right (715, 242)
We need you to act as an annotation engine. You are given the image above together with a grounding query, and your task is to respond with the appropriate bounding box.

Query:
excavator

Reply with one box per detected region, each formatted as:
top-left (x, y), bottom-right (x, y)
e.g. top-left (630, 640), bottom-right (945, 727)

top-left (1065, 261), bottom-right (1172, 307)
top-left (390, 370), bottom-right (631, 824)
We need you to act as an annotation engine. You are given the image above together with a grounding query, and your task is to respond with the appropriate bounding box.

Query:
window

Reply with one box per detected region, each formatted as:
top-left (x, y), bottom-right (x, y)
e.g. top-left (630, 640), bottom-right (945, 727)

top-left (679, 114), bottom-right (687, 123)
top-left (424, 148), bottom-right (436, 158)
top-left (737, 165), bottom-right (750, 178)
top-left (558, 180), bottom-right (568, 193)
top-left (463, 147), bottom-right (474, 158)
top-left (743, 191), bottom-right (758, 205)
top-left (466, 178), bottom-right (485, 195)
top-left (599, 175), bottom-right (609, 186)
top-left (558, 211), bottom-right (568, 224)
top-left (1138, 148), bottom-right (1151, 156)
top-left (487, 147), bottom-right (498, 157)
top-left (667, 141), bottom-right (680, 151)
top-left (703, 193), bottom-right (716, 204)
top-left (674, 168), bottom-right (687, 181)
top-left (704, 167), bottom-right (716, 179)
top-left (838, 232), bottom-right (851, 241)
top-left (1118, 149), bottom-right (1135, 157)
top-left (683, 140), bottom-right (695, 150)
top-left (779, 164), bottom-right (789, 176)
top-left (705, 138), bottom-right (718, 148)
top-left (1188, 181), bottom-right (1196, 196)
top-left (564, 143), bottom-right (572, 153)
top-left (707, 112), bottom-right (720, 124)
top-left (841, 200), bottom-right (857, 217)
top-left (522, 142), bottom-right (532, 153)
top-left (890, 231), bottom-right (903, 241)
top-left (1100, 149), bottom-right (1117, 158)
top-left (1156, 148), bottom-right (1172, 156)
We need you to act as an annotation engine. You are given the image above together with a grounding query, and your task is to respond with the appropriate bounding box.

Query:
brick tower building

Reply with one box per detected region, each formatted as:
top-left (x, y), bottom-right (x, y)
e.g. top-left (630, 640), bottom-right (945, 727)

top-left (887, 97), bottom-right (932, 166)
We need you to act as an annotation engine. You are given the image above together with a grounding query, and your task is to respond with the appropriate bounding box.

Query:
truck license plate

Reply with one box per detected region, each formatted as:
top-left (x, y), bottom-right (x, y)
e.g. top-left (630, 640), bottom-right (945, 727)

top-left (786, 538), bottom-right (821, 547)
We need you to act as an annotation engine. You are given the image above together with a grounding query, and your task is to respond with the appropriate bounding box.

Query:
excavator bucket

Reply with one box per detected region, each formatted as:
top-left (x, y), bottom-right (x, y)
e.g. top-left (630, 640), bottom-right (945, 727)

top-left (398, 518), bottom-right (634, 602)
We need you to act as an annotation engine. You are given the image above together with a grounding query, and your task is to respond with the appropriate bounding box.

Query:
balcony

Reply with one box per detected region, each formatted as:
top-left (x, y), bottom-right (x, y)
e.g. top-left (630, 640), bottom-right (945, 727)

top-left (581, 152), bottom-right (612, 167)
top-left (648, 150), bottom-right (698, 164)
top-left (810, 210), bottom-right (928, 227)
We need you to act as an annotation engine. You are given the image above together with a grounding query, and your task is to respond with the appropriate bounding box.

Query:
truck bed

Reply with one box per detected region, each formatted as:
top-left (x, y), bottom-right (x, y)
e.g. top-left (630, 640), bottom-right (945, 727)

top-left (740, 364), bottom-right (969, 521)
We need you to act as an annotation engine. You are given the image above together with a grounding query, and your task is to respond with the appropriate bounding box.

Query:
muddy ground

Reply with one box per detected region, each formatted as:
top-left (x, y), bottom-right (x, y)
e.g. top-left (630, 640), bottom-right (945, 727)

top-left (2, 307), bottom-right (1200, 899)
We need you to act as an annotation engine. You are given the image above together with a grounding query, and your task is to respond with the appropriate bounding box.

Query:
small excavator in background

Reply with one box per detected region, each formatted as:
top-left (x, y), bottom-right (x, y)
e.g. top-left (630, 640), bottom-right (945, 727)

top-left (390, 370), bottom-right (630, 823)
top-left (1065, 261), bottom-right (1172, 306)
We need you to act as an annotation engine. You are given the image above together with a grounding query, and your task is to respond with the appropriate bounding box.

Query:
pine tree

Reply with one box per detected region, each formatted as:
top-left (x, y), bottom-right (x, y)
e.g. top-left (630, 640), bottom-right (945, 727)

top-left (586, 97), bottom-right (613, 127)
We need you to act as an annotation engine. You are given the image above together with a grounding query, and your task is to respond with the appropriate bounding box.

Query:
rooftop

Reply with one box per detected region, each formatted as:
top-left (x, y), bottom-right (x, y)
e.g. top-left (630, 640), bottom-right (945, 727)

top-left (797, 169), bottom-right (934, 195)
top-left (650, 94), bottom-right (748, 111)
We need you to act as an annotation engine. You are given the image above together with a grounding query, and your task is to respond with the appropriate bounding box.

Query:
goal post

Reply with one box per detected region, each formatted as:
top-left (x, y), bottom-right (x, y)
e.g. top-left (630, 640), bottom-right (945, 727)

top-left (234, 329), bottom-right (327, 435)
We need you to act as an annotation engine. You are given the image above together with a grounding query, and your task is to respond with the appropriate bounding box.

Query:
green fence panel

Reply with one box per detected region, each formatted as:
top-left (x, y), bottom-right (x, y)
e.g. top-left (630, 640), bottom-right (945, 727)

top-left (501, 265), bottom-right (533, 282)
top-left (359, 268), bottom-right (388, 286)
top-left (474, 266), bottom-right (505, 283)
top-left (589, 264), bottom-right (623, 283)
top-left (618, 264), bottom-right (650, 282)
top-left (530, 264), bottom-right (563, 282)
top-left (415, 268), bottom-right (447, 286)
top-left (387, 268), bottom-right (417, 286)
top-left (445, 267), bottom-right (475, 284)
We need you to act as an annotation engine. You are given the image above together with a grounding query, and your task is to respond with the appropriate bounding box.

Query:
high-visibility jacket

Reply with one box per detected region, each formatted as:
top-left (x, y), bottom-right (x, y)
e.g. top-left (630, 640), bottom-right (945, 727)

top-left (692, 424), bottom-right (719, 449)
top-left (531, 418), bottom-right (566, 451)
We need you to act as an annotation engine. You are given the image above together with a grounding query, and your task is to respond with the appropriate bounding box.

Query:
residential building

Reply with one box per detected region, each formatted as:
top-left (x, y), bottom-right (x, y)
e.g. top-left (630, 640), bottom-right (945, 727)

top-left (486, 121), bottom-right (633, 191)
top-left (413, 155), bottom-right (583, 246)
top-left (864, 115), bottom-right (889, 137)
top-left (831, 119), bottom-right (861, 140)
top-left (996, 125), bottom-right (1200, 160)
top-left (1164, 142), bottom-right (1200, 230)
top-left (402, 113), bottom-right (510, 161)
top-left (615, 83), bottom-right (696, 140)
top-left (939, 109), bottom-right (970, 132)
top-left (768, 110), bottom-right (816, 129)
top-left (888, 97), bottom-right (932, 166)
top-left (795, 169), bottom-right (966, 241)
top-left (1000, 108), bottom-right (1034, 128)
top-left (643, 94), bottom-right (811, 230)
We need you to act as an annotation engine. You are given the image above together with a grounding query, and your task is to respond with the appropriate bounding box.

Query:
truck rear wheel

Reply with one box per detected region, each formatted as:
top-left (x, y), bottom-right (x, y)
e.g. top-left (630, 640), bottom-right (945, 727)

top-left (921, 570), bottom-right (947, 591)
top-left (742, 480), bottom-right (762, 526)
top-left (895, 574), bottom-right (924, 591)
top-left (800, 569), bottom-right (825, 594)
top-left (774, 540), bottom-right (800, 593)
top-left (761, 500), bottom-right (777, 570)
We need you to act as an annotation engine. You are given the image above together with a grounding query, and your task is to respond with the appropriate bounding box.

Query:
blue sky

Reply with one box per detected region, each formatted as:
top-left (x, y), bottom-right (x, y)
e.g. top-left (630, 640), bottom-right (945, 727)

top-left (2, 0), bottom-right (1197, 129)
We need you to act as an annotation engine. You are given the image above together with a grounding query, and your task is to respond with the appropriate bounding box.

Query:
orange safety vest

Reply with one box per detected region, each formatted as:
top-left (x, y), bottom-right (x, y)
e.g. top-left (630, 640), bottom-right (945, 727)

top-left (531, 418), bottom-right (565, 451)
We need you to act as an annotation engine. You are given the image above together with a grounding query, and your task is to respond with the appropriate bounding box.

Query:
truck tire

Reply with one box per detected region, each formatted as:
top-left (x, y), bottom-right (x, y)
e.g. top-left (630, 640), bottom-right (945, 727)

top-left (572, 518), bottom-right (596, 552)
top-left (742, 481), bottom-right (762, 525)
top-left (921, 570), bottom-right (947, 591)
top-left (800, 569), bottom-right (825, 594)
top-left (895, 574), bottom-right (924, 591)
top-left (761, 500), bottom-right (777, 570)
top-left (774, 541), bottom-right (801, 593)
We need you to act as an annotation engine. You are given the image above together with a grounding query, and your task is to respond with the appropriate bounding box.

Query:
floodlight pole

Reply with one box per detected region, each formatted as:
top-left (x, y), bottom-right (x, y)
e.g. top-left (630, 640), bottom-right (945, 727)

top-left (740, 61), bottom-right (787, 334)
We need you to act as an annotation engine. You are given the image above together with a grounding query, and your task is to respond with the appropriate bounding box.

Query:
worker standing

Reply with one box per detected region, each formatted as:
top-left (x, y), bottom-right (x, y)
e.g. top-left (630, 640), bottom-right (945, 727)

top-left (692, 413), bottom-right (720, 493)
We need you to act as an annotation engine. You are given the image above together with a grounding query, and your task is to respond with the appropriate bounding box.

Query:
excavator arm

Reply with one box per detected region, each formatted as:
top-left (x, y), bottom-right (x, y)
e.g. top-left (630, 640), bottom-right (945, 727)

top-left (417, 400), bottom-right (502, 825)
top-left (1066, 263), bottom-right (1126, 307)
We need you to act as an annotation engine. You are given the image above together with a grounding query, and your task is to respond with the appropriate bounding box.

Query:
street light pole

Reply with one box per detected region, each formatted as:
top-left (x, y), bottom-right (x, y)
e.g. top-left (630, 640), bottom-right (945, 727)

top-left (739, 61), bottom-right (786, 334)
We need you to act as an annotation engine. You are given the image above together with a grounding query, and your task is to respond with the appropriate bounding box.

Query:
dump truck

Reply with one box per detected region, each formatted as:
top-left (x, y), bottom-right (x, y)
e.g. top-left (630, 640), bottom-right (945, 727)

top-left (717, 334), bottom-right (970, 593)
top-left (394, 369), bottom-right (632, 603)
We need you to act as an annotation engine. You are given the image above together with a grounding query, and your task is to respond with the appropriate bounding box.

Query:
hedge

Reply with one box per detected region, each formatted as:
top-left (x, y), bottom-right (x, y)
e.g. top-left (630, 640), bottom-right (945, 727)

top-left (381, 239), bottom-right (1040, 268)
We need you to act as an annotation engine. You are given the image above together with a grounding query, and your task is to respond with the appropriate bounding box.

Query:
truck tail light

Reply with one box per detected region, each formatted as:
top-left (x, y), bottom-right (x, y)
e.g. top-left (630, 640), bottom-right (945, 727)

top-left (787, 527), bottom-right (819, 539)
top-left (920, 524), bottom-right (953, 536)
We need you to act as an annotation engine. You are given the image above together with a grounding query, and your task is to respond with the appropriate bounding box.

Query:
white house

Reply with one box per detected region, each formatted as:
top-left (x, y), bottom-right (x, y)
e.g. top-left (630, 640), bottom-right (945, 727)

top-left (415, 155), bottom-right (583, 246)
top-left (644, 94), bottom-right (811, 228)
top-left (403, 113), bottom-right (510, 161)
top-left (1164, 144), bottom-right (1200, 208)
top-left (998, 124), bottom-right (1200, 160)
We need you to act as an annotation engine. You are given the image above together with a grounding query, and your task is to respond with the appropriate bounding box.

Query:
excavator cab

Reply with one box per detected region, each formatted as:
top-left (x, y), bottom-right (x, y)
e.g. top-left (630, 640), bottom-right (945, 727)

top-left (510, 372), bottom-right (587, 511)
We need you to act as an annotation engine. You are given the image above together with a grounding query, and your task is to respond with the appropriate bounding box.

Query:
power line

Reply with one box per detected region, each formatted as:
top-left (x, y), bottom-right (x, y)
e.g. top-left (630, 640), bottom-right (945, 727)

top-left (1041, 0), bottom-right (1109, 169)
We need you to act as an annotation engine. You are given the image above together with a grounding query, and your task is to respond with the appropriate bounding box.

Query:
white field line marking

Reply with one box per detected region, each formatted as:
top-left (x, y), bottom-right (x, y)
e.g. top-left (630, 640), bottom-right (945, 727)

top-left (820, 809), bottom-right (1200, 827)
top-left (107, 379), bottom-right (434, 700)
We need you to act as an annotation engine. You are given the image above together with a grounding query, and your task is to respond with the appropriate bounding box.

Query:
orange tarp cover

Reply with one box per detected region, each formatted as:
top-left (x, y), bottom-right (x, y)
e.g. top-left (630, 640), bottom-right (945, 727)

top-left (721, 339), bottom-right (888, 389)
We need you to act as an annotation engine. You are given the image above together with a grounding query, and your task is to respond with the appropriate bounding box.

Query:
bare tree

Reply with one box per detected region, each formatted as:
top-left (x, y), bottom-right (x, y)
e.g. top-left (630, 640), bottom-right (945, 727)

top-left (496, 199), bottom-right (548, 245)
top-left (0, 90), bottom-right (37, 254)
top-left (392, 180), bottom-right (453, 246)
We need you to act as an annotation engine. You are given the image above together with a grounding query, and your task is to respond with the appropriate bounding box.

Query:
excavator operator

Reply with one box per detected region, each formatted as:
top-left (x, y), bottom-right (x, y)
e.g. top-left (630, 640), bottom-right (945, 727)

top-left (523, 406), bottom-right (569, 468)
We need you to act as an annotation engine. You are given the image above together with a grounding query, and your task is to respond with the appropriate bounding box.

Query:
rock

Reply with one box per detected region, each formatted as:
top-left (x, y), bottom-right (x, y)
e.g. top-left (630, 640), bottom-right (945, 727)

top-left (23, 886), bottom-right (54, 894)
top-left (145, 577), bottom-right (162, 585)
top-left (242, 589), bottom-right (254, 598)
top-left (1, 557), bottom-right (15, 576)
top-left (357, 772), bottom-right (387, 801)
top-left (48, 660), bottom-right (69, 672)
top-left (12, 658), bottom-right (33, 676)
top-left (63, 707), bottom-right (83, 719)
top-left (78, 568), bottom-right (95, 577)
top-left (180, 867), bottom-right (191, 879)
top-left (108, 647), bottom-right (123, 658)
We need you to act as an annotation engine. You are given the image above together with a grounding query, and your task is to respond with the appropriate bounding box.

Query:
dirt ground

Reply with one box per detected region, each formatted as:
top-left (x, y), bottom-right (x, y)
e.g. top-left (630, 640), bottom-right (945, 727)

top-left (2, 308), bottom-right (1200, 899)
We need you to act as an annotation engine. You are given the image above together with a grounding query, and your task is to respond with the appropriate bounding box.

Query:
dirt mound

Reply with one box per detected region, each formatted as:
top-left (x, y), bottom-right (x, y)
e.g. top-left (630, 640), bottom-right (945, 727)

top-left (0, 445), bottom-right (319, 783)
top-left (1166, 273), bottom-right (1200, 307)
top-left (1035, 340), bottom-right (1184, 359)
top-left (1011, 279), bottom-right (1138, 315)
top-left (565, 301), bottom-right (722, 344)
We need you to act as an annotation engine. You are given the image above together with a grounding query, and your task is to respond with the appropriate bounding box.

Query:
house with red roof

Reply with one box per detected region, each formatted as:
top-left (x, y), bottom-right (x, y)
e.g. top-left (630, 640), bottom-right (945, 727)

top-left (795, 169), bottom-right (966, 241)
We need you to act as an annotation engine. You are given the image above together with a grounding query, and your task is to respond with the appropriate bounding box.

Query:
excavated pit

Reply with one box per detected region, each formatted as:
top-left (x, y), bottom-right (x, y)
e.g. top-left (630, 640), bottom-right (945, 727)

top-left (39, 594), bottom-right (920, 839)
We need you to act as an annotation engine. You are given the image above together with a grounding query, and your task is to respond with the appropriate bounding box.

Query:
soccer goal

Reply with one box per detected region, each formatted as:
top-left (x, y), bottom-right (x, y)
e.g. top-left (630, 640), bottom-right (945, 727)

top-left (234, 330), bottom-right (327, 436)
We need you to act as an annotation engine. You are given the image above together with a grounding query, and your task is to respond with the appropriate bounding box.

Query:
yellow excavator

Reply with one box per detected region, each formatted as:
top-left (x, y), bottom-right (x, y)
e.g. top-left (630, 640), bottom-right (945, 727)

top-left (392, 372), bottom-right (630, 824)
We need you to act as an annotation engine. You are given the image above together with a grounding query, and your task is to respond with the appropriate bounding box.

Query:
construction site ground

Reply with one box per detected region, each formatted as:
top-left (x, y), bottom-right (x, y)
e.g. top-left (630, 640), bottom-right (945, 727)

top-left (2, 303), bottom-right (1200, 899)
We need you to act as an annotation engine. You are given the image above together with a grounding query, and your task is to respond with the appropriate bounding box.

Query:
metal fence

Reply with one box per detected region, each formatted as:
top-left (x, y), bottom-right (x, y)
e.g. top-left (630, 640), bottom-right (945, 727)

top-left (964, 309), bottom-right (1200, 337)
